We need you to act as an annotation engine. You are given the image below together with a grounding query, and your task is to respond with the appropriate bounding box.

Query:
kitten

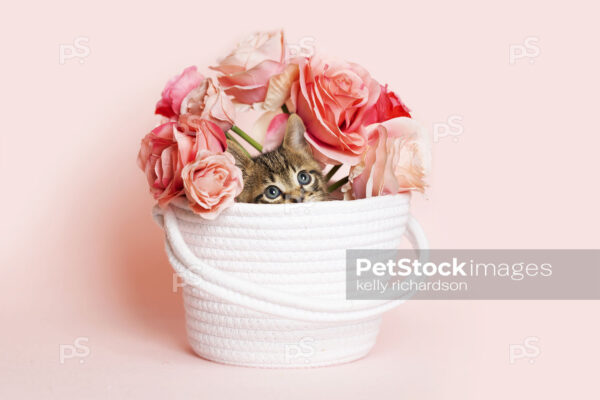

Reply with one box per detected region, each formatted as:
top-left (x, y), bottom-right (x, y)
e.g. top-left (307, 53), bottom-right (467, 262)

top-left (227, 114), bottom-right (328, 204)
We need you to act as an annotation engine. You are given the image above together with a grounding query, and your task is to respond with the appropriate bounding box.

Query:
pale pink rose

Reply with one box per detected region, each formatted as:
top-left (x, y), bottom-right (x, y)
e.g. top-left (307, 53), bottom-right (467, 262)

top-left (346, 117), bottom-right (428, 198)
top-left (182, 151), bottom-right (244, 220)
top-left (137, 122), bottom-right (197, 206)
top-left (155, 66), bottom-right (204, 119)
top-left (180, 78), bottom-right (236, 132)
top-left (292, 56), bottom-right (381, 165)
top-left (211, 30), bottom-right (287, 105)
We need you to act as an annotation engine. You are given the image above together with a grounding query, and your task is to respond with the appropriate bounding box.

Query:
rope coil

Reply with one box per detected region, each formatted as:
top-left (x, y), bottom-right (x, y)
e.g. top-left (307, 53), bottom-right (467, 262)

top-left (154, 194), bottom-right (429, 367)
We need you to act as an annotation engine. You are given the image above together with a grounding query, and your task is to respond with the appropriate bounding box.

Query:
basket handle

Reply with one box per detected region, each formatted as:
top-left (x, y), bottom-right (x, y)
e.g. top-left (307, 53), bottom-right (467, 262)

top-left (155, 205), bottom-right (429, 323)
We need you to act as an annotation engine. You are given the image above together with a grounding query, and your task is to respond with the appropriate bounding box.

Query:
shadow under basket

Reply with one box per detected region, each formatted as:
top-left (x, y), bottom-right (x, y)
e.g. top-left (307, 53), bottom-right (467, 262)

top-left (153, 194), bottom-right (428, 368)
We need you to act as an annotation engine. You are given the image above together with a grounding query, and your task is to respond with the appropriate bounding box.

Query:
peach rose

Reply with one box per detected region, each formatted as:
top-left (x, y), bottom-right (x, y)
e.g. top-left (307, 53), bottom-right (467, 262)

top-left (292, 56), bottom-right (381, 165)
top-left (155, 66), bottom-right (204, 119)
top-left (263, 63), bottom-right (299, 110)
top-left (137, 122), bottom-right (197, 206)
top-left (346, 117), bottom-right (429, 199)
top-left (180, 77), bottom-right (235, 132)
top-left (211, 30), bottom-right (287, 105)
top-left (182, 151), bottom-right (243, 219)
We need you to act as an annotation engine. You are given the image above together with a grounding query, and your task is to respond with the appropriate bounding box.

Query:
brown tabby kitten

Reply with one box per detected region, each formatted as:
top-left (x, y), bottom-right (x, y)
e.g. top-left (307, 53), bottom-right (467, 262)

top-left (227, 114), bottom-right (328, 204)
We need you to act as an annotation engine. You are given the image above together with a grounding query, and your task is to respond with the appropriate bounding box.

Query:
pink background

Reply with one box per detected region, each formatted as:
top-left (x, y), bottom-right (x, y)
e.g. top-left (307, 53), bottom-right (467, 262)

top-left (1, 0), bottom-right (599, 398)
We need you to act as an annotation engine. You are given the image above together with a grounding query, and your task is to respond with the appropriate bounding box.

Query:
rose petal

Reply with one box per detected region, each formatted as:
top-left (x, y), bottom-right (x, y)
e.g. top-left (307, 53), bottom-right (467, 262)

top-left (263, 63), bottom-right (299, 110)
top-left (263, 113), bottom-right (289, 152)
top-left (250, 110), bottom-right (281, 149)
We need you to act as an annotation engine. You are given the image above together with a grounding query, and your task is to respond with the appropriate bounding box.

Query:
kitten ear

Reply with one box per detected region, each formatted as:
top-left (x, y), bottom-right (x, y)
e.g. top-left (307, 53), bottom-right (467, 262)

top-left (282, 113), bottom-right (311, 154)
top-left (226, 140), bottom-right (253, 170)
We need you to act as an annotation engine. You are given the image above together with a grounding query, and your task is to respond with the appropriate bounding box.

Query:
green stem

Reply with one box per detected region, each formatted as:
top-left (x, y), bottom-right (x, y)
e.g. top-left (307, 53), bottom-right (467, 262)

top-left (327, 176), bottom-right (349, 193)
top-left (324, 164), bottom-right (342, 182)
top-left (225, 132), bottom-right (251, 157)
top-left (230, 125), bottom-right (263, 152)
top-left (281, 104), bottom-right (290, 114)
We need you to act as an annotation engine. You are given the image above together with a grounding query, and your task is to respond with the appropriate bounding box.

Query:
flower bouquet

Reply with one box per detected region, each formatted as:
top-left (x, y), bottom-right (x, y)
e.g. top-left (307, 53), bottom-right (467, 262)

top-left (140, 30), bottom-right (429, 368)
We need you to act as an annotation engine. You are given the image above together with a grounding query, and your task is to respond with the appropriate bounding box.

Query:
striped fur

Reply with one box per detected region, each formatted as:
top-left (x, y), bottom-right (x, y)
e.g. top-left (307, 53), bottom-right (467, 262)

top-left (227, 114), bottom-right (328, 204)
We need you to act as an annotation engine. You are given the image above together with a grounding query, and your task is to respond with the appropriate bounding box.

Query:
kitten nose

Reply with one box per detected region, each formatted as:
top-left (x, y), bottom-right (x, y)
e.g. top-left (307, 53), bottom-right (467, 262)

top-left (289, 196), bottom-right (304, 203)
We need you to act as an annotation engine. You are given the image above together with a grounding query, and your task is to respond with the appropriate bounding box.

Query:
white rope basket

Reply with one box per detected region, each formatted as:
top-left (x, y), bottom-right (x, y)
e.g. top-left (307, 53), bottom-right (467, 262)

top-left (153, 193), bottom-right (428, 368)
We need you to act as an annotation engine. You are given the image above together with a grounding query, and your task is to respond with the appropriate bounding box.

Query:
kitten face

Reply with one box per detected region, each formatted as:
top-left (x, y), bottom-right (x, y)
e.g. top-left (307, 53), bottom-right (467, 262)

top-left (228, 114), bottom-right (328, 204)
top-left (242, 148), bottom-right (327, 203)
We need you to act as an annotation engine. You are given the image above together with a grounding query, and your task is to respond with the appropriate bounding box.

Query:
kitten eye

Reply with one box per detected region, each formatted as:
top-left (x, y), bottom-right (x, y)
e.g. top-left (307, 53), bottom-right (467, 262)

top-left (297, 170), bottom-right (311, 185)
top-left (264, 185), bottom-right (282, 200)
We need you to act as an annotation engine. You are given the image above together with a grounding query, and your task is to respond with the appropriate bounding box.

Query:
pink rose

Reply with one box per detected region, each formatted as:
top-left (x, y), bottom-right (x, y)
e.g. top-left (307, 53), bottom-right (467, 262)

top-left (177, 116), bottom-right (228, 153)
top-left (292, 56), bottom-right (381, 165)
top-left (211, 30), bottom-right (287, 105)
top-left (180, 77), bottom-right (236, 132)
top-left (346, 117), bottom-right (428, 198)
top-left (182, 151), bottom-right (243, 219)
top-left (137, 121), bottom-right (227, 206)
top-left (155, 66), bottom-right (204, 119)
top-left (137, 122), bottom-right (197, 206)
top-left (363, 84), bottom-right (411, 125)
